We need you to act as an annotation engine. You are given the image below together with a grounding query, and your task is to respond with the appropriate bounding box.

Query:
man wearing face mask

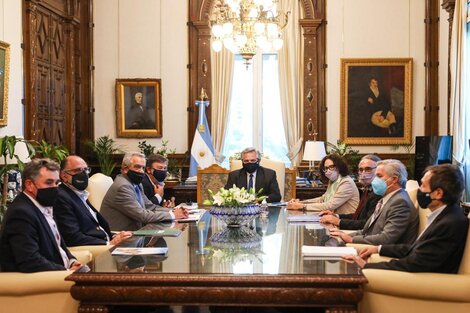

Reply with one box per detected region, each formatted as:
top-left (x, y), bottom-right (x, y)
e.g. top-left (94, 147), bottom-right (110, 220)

top-left (330, 159), bottom-right (418, 245)
top-left (0, 158), bottom-right (84, 272)
top-left (320, 155), bottom-right (382, 229)
top-left (345, 164), bottom-right (469, 273)
top-left (53, 155), bottom-right (132, 246)
top-left (101, 152), bottom-right (188, 231)
top-left (141, 153), bottom-right (174, 207)
top-left (225, 147), bottom-right (281, 202)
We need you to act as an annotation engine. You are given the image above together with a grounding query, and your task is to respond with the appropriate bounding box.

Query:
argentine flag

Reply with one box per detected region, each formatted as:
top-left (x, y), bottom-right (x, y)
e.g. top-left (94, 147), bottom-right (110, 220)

top-left (189, 100), bottom-right (216, 177)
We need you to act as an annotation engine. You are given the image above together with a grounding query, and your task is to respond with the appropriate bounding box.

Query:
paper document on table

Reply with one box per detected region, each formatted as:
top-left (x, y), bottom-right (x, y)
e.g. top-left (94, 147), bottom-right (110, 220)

top-left (178, 209), bottom-right (206, 222)
top-left (132, 228), bottom-right (182, 237)
top-left (287, 214), bottom-right (321, 223)
top-left (267, 202), bottom-right (287, 207)
top-left (301, 246), bottom-right (357, 258)
top-left (111, 247), bottom-right (168, 256)
top-left (176, 202), bottom-right (198, 211)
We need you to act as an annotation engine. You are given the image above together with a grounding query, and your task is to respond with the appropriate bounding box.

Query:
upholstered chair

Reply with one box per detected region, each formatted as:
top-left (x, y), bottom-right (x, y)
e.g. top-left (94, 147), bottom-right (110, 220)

top-left (197, 164), bottom-right (230, 205)
top-left (86, 172), bottom-right (113, 211)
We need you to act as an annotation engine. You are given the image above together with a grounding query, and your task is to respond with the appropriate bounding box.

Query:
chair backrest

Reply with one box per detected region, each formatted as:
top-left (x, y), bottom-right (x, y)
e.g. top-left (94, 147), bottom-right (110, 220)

top-left (197, 164), bottom-right (230, 205)
top-left (86, 173), bottom-right (114, 211)
top-left (230, 158), bottom-right (293, 201)
top-left (458, 215), bottom-right (470, 274)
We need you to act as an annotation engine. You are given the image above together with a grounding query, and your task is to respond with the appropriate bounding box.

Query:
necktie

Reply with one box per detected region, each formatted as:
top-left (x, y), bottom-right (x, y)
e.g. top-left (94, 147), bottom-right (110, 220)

top-left (135, 185), bottom-right (144, 207)
top-left (352, 188), bottom-right (369, 220)
top-left (248, 174), bottom-right (254, 190)
top-left (368, 199), bottom-right (384, 227)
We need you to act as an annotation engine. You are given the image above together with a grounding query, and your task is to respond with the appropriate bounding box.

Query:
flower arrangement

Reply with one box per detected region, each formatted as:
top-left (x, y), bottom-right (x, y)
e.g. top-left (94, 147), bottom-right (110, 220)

top-left (203, 185), bottom-right (266, 206)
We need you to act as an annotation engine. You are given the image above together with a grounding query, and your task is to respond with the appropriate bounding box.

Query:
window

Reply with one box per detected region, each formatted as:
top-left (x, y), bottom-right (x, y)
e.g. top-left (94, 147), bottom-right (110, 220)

top-left (222, 53), bottom-right (290, 166)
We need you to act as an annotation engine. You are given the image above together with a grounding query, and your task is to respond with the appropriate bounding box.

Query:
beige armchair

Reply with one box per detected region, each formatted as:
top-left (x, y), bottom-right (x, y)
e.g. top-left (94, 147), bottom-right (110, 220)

top-left (0, 250), bottom-right (92, 313)
top-left (86, 172), bottom-right (113, 210)
top-left (230, 158), bottom-right (295, 201)
top-left (360, 215), bottom-right (470, 313)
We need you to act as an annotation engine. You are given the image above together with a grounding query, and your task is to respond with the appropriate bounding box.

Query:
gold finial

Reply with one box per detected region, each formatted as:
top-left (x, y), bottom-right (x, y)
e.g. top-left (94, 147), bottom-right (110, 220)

top-left (199, 88), bottom-right (208, 101)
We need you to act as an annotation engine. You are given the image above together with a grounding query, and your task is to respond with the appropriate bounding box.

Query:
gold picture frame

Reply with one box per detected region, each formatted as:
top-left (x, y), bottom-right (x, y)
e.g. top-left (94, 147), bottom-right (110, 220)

top-left (340, 58), bottom-right (413, 145)
top-left (116, 79), bottom-right (162, 138)
top-left (0, 40), bottom-right (10, 127)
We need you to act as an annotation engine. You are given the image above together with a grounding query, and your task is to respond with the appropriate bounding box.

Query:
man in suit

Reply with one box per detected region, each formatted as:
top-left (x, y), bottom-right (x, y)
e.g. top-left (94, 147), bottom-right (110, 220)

top-left (330, 159), bottom-right (418, 245)
top-left (346, 164), bottom-right (469, 273)
top-left (54, 155), bottom-right (132, 246)
top-left (225, 147), bottom-right (281, 202)
top-left (141, 153), bottom-right (174, 207)
top-left (100, 152), bottom-right (188, 231)
top-left (0, 158), bottom-right (84, 272)
top-left (320, 154), bottom-right (382, 230)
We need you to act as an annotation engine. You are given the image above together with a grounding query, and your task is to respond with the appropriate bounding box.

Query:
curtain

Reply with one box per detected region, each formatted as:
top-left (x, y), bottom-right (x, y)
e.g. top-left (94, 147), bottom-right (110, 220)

top-left (449, 0), bottom-right (470, 200)
top-left (278, 0), bottom-right (303, 166)
top-left (211, 46), bottom-right (234, 163)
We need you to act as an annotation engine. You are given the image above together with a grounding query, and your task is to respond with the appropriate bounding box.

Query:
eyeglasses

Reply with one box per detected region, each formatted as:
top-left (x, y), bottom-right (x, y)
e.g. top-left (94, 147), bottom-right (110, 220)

top-left (65, 167), bottom-right (91, 175)
top-left (242, 159), bottom-right (258, 164)
top-left (322, 165), bottom-right (336, 172)
top-left (358, 166), bottom-right (376, 174)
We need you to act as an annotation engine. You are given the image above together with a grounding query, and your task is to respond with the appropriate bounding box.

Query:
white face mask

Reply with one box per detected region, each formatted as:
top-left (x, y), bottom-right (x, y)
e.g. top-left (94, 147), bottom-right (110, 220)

top-left (359, 172), bottom-right (375, 186)
top-left (325, 169), bottom-right (339, 182)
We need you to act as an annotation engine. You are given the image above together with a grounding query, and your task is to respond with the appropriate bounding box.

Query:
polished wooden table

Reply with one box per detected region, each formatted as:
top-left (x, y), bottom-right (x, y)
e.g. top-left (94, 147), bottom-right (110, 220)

top-left (67, 208), bottom-right (366, 312)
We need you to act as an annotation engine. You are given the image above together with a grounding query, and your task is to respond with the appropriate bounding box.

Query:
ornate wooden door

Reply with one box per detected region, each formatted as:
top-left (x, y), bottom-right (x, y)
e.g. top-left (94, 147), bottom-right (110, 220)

top-left (23, 0), bottom-right (93, 154)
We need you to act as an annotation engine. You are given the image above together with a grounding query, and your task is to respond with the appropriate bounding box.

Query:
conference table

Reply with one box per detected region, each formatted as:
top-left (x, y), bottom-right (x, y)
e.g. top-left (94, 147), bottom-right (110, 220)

top-left (67, 207), bottom-right (367, 312)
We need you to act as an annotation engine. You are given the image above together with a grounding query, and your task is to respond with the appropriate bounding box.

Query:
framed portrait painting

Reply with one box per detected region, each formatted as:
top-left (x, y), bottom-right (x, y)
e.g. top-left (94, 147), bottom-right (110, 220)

top-left (0, 40), bottom-right (10, 127)
top-left (340, 58), bottom-right (413, 145)
top-left (116, 79), bottom-right (162, 138)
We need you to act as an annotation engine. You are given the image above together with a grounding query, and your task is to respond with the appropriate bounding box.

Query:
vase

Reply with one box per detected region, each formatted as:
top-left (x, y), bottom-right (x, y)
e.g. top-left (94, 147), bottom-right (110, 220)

top-left (209, 204), bottom-right (260, 227)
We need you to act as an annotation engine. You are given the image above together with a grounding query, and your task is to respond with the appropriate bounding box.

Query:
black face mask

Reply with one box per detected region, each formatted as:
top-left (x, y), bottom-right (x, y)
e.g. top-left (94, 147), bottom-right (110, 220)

top-left (71, 171), bottom-right (89, 191)
top-left (153, 169), bottom-right (167, 182)
top-left (417, 189), bottom-right (433, 209)
top-left (127, 170), bottom-right (144, 185)
top-left (36, 187), bottom-right (59, 207)
top-left (243, 162), bottom-right (259, 174)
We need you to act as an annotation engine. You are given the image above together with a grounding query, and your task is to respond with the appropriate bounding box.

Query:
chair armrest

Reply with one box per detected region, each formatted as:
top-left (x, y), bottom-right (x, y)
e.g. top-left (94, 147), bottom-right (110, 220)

top-left (0, 271), bottom-right (74, 296)
top-left (70, 249), bottom-right (92, 264)
top-left (363, 269), bottom-right (470, 302)
top-left (69, 245), bottom-right (112, 258)
top-left (368, 253), bottom-right (394, 263)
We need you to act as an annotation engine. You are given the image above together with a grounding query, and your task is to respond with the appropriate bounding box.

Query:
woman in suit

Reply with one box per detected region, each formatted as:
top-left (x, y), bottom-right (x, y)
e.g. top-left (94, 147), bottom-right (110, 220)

top-left (288, 154), bottom-right (359, 215)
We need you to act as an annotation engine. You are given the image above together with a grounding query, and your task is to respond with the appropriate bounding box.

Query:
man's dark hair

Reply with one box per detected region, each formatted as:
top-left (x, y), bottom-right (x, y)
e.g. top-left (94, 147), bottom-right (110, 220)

top-left (146, 154), bottom-right (168, 168)
top-left (23, 158), bottom-right (60, 186)
top-left (319, 154), bottom-right (349, 180)
top-left (426, 164), bottom-right (464, 205)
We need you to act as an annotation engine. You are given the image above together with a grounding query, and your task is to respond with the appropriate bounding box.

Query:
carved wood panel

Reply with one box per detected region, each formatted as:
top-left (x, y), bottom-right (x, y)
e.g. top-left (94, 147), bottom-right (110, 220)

top-left (23, 0), bottom-right (93, 154)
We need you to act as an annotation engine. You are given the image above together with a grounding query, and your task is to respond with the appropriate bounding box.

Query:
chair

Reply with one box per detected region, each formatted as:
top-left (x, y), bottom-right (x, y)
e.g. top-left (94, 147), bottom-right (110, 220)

top-left (360, 214), bottom-right (470, 313)
top-left (197, 164), bottom-right (230, 205)
top-left (230, 158), bottom-right (296, 201)
top-left (86, 173), bottom-right (113, 211)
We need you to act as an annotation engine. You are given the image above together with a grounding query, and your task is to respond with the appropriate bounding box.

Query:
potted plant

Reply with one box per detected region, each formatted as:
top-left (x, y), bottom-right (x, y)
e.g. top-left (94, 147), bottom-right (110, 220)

top-left (326, 140), bottom-right (361, 173)
top-left (0, 136), bottom-right (35, 221)
top-left (204, 186), bottom-right (266, 227)
top-left (86, 136), bottom-right (121, 176)
top-left (33, 140), bottom-right (69, 163)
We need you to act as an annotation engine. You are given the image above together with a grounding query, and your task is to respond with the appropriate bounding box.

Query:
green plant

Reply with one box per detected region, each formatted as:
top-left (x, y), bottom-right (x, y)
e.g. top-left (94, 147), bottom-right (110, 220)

top-left (33, 140), bottom-right (69, 162)
top-left (326, 140), bottom-right (361, 172)
top-left (156, 140), bottom-right (180, 179)
top-left (86, 136), bottom-right (120, 176)
top-left (0, 136), bottom-right (36, 210)
top-left (138, 140), bottom-right (156, 157)
top-left (391, 139), bottom-right (416, 179)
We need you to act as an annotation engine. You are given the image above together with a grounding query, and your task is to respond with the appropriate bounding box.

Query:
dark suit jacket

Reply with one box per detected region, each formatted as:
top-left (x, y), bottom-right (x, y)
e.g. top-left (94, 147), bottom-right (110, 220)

top-left (0, 193), bottom-right (75, 272)
top-left (142, 174), bottom-right (162, 205)
top-left (339, 190), bottom-right (381, 230)
top-left (365, 204), bottom-right (469, 273)
top-left (225, 166), bottom-right (281, 202)
top-left (53, 184), bottom-right (113, 246)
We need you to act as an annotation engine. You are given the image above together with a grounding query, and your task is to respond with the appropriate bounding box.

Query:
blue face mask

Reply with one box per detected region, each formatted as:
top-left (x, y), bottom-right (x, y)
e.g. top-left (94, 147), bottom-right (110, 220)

top-left (371, 176), bottom-right (390, 196)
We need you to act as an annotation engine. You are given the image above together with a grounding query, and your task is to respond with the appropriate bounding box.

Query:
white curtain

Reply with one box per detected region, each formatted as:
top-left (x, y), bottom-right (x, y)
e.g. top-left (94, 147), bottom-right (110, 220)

top-left (278, 0), bottom-right (303, 166)
top-left (211, 46), bottom-right (234, 163)
top-left (449, 0), bottom-right (470, 200)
